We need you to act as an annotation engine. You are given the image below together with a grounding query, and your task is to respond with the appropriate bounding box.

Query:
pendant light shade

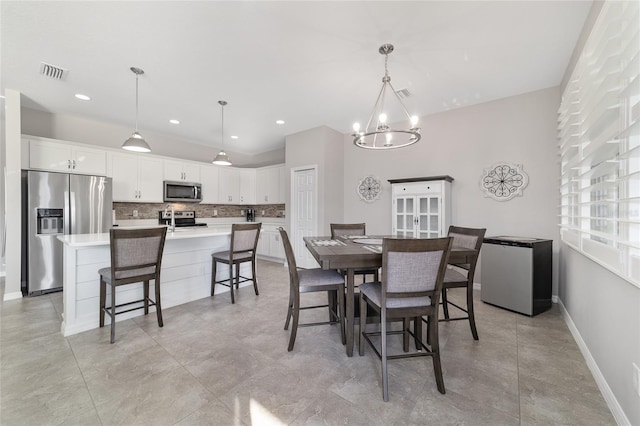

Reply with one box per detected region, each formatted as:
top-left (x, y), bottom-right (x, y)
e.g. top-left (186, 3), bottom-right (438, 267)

top-left (212, 100), bottom-right (232, 166)
top-left (122, 67), bottom-right (151, 153)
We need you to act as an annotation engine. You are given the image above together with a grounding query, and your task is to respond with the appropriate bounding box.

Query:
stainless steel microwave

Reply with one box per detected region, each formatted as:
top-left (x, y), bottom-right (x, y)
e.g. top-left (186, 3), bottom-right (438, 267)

top-left (163, 181), bottom-right (202, 203)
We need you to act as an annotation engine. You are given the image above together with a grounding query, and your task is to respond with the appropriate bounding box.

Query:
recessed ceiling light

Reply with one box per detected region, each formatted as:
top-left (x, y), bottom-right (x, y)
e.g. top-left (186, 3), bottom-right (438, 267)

top-left (74, 93), bottom-right (91, 101)
top-left (276, 120), bottom-right (285, 125)
top-left (231, 135), bottom-right (238, 139)
top-left (169, 119), bottom-right (180, 124)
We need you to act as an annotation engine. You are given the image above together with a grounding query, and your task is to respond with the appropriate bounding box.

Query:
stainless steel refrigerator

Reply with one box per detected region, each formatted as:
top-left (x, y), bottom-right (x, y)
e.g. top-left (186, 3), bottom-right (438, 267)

top-left (21, 170), bottom-right (112, 295)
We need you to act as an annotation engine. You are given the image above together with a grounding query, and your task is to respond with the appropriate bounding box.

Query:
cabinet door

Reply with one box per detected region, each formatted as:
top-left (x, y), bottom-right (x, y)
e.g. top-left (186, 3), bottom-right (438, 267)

top-left (417, 195), bottom-right (441, 238)
top-left (256, 168), bottom-right (279, 203)
top-left (277, 166), bottom-right (286, 203)
top-left (218, 167), bottom-right (239, 203)
top-left (137, 157), bottom-right (164, 202)
top-left (111, 153), bottom-right (139, 201)
top-left (183, 163), bottom-right (201, 183)
top-left (163, 160), bottom-right (185, 181)
top-left (393, 196), bottom-right (415, 237)
top-left (72, 146), bottom-right (106, 175)
top-left (29, 139), bottom-right (72, 172)
top-left (239, 169), bottom-right (256, 204)
top-left (257, 231), bottom-right (270, 256)
top-left (200, 165), bottom-right (219, 204)
top-left (269, 231), bottom-right (285, 259)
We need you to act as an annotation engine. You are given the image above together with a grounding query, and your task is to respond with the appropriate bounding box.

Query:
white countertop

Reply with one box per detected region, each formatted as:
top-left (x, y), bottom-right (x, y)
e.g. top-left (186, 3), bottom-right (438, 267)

top-left (57, 227), bottom-right (231, 247)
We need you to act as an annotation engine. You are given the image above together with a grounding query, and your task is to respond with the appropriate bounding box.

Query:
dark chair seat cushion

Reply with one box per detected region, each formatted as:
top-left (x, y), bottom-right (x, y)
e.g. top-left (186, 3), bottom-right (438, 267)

top-left (360, 282), bottom-right (432, 309)
top-left (298, 268), bottom-right (344, 289)
top-left (212, 250), bottom-right (253, 262)
top-left (98, 266), bottom-right (156, 283)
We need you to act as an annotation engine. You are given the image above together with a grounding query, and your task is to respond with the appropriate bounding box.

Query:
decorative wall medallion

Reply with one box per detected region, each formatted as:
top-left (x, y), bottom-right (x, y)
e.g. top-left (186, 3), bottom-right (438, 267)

top-left (480, 162), bottom-right (529, 201)
top-left (357, 175), bottom-right (382, 203)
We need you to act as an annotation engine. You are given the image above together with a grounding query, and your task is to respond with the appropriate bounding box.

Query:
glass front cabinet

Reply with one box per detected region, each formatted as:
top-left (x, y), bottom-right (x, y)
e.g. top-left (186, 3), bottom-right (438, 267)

top-left (389, 176), bottom-right (453, 238)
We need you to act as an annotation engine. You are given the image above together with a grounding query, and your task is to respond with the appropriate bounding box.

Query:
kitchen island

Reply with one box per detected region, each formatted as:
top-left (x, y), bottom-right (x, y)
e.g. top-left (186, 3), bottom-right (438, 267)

top-left (57, 227), bottom-right (251, 337)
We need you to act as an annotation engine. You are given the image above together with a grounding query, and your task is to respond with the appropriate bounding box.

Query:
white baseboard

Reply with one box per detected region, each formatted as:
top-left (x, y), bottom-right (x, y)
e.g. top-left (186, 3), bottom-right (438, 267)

top-left (557, 298), bottom-right (630, 426)
top-left (3, 291), bottom-right (23, 301)
top-left (552, 294), bottom-right (558, 303)
top-left (473, 282), bottom-right (481, 291)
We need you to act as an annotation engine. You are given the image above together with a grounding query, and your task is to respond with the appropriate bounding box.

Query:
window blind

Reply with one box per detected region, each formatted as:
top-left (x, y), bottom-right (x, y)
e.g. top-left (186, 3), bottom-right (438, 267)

top-left (558, 0), bottom-right (640, 287)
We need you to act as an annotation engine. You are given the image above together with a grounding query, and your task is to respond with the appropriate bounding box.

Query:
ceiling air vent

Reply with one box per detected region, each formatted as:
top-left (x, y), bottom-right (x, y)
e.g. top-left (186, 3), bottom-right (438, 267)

top-left (39, 62), bottom-right (67, 80)
top-left (395, 88), bottom-right (411, 100)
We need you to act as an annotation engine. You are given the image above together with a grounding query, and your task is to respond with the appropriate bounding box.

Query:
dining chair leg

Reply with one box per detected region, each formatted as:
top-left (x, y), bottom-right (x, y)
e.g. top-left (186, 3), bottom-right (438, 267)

top-left (337, 288), bottom-right (346, 345)
top-left (429, 312), bottom-right (445, 394)
top-left (327, 291), bottom-right (336, 322)
top-left (467, 284), bottom-right (479, 340)
top-left (442, 288), bottom-right (450, 319)
top-left (99, 278), bottom-right (106, 327)
top-left (414, 316), bottom-right (423, 350)
top-left (425, 316), bottom-right (432, 346)
top-left (143, 280), bottom-right (149, 315)
top-left (287, 296), bottom-right (300, 352)
top-left (381, 309), bottom-right (389, 402)
top-left (228, 263), bottom-right (235, 304)
top-left (358, 293), bottom-right (367, 356)
top-left (235, 263), bottom-right (240, 290)
top-left (284, 291), bottom-right (293, 330)
top-left (155, 278), bottom-right (163, 327)
top-left (252, 259), bottom-right (259, 295)
top-left (403, 318), bottom-right (410, 352)
top-left (110, 282), bottom-right (116, 344)
top-left (211, 259), bottom-right (217, 297)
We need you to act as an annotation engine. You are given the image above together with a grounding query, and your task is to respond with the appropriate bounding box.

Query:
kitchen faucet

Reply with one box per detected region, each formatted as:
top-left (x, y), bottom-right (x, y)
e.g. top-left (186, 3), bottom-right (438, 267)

top-left (164, 205), bottom-right (175, 232)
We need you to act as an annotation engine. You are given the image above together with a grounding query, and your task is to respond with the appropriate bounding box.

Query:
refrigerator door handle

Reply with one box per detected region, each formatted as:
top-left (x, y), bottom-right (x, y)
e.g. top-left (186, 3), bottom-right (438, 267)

top-left (69, 191), bottom-right (76, 234)
top-left (64, 190), bottom-right (71, 235)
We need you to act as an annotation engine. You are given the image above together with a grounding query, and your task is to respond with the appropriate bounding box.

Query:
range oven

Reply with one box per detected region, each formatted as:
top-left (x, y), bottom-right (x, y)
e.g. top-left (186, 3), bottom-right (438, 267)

top-left (163, 181), bottom-right (202, 203)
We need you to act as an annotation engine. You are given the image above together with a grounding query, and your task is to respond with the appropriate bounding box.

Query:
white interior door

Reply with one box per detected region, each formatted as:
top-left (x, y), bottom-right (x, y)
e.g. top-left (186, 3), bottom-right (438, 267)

top-left (291, 166), bottom-right (317, 269)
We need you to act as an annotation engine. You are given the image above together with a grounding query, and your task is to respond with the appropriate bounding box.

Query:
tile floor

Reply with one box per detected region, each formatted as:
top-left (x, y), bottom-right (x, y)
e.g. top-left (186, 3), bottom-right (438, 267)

top-left (0, 261), bottom-right (614, 425)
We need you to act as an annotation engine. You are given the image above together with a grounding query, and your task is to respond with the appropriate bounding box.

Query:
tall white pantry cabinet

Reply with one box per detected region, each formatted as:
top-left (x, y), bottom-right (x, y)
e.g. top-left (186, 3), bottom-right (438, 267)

top-left (389, 176), bottom-right (453, 238)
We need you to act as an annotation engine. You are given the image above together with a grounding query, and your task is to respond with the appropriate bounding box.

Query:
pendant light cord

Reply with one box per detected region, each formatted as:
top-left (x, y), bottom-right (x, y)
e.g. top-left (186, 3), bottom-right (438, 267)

top-left (135, 74), bottom-right (139, 132)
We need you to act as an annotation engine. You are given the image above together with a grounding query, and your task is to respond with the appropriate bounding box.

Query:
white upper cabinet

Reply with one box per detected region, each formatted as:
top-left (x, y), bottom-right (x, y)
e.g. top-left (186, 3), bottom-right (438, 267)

top-left (200, 165), bottom-right (220, 204)
top-left (256, 166), bottom-right (280, 204)
top-left (218, 167), bottom-right (240, 204)
top-left (278, 165), bottom-right (286, 203)
top-left (239, 169), bottom-right (256, 204)
top-left (111, 152), bottom-right (163, 202)
top-left (28, 137), bottom-right (107, 175)
top-left (163, 160), bottom-right (201, 182)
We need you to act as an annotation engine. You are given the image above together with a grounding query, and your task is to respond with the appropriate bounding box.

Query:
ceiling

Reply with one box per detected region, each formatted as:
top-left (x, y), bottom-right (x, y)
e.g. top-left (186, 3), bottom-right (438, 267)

top-left (1, 1), bottom-right (592, 156)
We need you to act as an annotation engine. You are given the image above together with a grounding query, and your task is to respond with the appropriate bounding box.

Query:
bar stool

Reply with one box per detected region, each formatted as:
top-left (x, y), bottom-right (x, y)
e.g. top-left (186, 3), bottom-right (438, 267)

top-left (211, 223), bottom-right (262, 303)
top-left (99, 227), bottom-right (167, 344)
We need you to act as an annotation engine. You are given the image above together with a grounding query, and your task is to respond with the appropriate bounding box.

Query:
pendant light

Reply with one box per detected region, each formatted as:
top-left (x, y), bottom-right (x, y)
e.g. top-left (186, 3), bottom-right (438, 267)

top-left (352, 44), bottom-right (421, 150)
top-left (212, 100), bottom-right (232, 166)
top-left (122, 67), bottom-right (151, 153)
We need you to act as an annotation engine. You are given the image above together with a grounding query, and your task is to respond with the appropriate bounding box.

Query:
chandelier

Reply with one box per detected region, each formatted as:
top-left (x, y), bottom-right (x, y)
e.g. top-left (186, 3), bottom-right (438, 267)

top-left (352, 44), bottom-right (421, 150)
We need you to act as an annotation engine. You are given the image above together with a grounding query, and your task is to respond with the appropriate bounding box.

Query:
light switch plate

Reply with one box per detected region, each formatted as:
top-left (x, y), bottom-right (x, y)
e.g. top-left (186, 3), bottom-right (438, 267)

top-left (133, 210), bottom-right (138, 217)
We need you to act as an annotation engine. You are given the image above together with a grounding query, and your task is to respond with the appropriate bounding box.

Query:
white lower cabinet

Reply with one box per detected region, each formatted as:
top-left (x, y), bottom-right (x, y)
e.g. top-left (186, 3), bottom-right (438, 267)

top-left (257, 225), bottom-right (285, 261)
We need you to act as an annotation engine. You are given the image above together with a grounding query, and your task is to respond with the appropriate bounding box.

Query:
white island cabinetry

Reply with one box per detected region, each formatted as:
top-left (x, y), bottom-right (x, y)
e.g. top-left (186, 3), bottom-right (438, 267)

top-left (257, 223), bottom-right (285, 262)
top-left (57, 228), bottom-right (255, 337)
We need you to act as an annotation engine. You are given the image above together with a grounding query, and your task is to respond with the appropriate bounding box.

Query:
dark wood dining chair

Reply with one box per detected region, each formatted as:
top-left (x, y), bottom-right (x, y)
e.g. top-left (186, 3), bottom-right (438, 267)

top-left (211, 222), bottom-right (262, 304)
top-left (440, 226), bottom-right (486, 340)
top-left (330, 223), bottom-right (379, 283)
top-left (359, 236), bottom-right (452, 401)
top-left (99, 227), bottom-right (167, 344)
top-left (279, 227), bottom-right (345, 351)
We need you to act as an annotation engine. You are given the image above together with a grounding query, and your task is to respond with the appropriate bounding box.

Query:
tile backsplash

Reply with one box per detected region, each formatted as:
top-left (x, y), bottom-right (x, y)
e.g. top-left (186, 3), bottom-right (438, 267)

top-left (114, 202), bottom-right (285, 221)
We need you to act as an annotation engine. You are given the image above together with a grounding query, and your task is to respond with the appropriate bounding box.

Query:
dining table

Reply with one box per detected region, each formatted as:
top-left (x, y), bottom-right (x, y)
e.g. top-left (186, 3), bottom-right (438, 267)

top-left (303, 234), bottom-right (478, 357)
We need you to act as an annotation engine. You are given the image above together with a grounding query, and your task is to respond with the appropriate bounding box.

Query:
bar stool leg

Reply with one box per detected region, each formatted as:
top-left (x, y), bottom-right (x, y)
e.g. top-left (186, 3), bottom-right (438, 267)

top-left (110, 281), bottom-right (116, 344)
top-left (229, 262), bottom-right (235, 304)
top-left (211, 258), bottom-right (217, 297)
top-left (144, 280), bottom-right (149, 315)
top-left (155, 278), bottom-right (163, 327)
top-left (99, 278), bottom-right (106, 327)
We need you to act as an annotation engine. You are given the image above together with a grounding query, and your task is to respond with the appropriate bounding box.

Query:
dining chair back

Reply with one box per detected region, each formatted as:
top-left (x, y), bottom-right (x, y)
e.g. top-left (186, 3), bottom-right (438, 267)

top-left (440, 226), bottom-right (486, 340)
top-left (280, 227), bottom-right (346, 351)
top-left (359, 236), bottom-right (452, 401)
top-left (211, 223), bottom-right (262, 303)
top-left (329, 223), bottom-right (379, 284)
top-left (98, 227), bottom-right (167, 343)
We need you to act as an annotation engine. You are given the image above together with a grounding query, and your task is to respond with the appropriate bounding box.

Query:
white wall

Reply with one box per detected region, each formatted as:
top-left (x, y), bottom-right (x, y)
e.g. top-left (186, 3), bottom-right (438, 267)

top-left (4, 90), bottom-right (22, 299)
top-left (343, 86), bottom-right (561, 293)
top-left (21, 107), bottom-right (285, 167)
top-left (285, 125), bottom-right (344, 236)
top-left (557, 2), bottom-right (639, 424)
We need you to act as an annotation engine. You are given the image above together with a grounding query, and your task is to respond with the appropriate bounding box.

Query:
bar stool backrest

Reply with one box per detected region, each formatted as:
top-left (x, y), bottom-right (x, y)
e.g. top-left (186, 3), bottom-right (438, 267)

top-left (110, 227), bottom-right (167, 285)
